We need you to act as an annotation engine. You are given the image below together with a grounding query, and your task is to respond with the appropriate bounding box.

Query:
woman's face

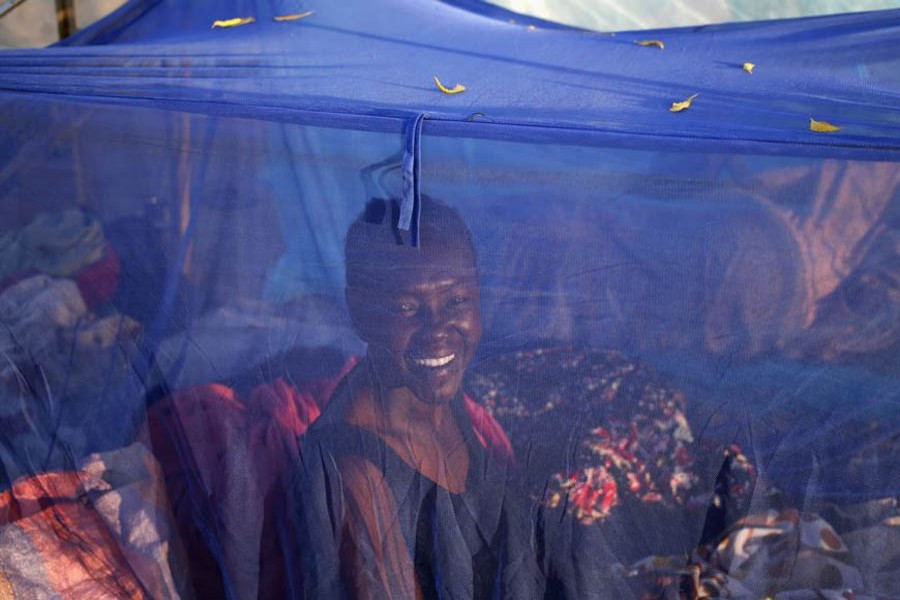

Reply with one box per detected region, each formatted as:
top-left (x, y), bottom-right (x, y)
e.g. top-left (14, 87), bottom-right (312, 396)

top-left (350, 253), bottom-right (482, 406)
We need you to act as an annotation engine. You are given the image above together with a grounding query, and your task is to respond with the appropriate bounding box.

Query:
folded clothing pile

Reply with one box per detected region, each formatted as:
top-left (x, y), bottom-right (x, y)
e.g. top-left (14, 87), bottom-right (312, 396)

top-left (0, 275), bottom-right (139, 400)
top-left (0, 209), bottom-right (133, 398)
top-left (0, 209), bottom-right (120, 309)
top-left (0, 209), bottom-right (141, 476)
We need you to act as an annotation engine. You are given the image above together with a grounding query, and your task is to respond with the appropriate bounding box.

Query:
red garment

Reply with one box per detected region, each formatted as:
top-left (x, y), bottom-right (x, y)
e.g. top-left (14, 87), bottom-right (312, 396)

top-left (146, 383), bottom-right (246, 599)
top-left (246, 356), bottom-right (358, 437)
top-left (74, 244), bottom-right (121, 309)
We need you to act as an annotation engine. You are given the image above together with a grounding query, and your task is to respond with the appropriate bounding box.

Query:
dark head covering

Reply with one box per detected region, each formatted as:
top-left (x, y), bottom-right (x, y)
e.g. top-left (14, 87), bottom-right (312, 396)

top-left (344, 197), bottom-right (477, 291)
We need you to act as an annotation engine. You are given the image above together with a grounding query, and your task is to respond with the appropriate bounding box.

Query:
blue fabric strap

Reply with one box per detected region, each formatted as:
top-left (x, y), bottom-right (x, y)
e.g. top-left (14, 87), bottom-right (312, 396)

top-left (400, 112), bottom-right (425, 247)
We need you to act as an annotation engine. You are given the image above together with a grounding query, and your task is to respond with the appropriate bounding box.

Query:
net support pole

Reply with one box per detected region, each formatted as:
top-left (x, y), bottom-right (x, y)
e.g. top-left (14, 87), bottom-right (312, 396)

top-left (55, 0), bottom-right (76, 40)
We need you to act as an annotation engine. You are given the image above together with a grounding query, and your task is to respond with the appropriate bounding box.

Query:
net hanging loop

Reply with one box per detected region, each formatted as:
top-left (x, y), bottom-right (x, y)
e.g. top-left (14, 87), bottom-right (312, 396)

top-left (399, 112), bottom-right (426, 247)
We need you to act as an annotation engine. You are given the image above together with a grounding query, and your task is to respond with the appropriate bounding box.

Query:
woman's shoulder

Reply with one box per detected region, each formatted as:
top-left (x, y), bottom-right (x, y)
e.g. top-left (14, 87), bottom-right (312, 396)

top-left (462, 393), bottom-right (516, 466)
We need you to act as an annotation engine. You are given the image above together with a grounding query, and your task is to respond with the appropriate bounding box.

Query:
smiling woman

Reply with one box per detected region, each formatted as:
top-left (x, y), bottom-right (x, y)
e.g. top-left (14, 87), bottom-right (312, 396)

top-left (288, 198), bottom-right (546, 599)
top-left (345, 198), bottom-right (481, 408)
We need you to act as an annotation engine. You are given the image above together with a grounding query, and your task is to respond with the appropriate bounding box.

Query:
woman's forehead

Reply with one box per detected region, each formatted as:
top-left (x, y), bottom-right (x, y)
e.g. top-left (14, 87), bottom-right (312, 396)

top-left (378, 263), bottom-right (480, 293)
top-left (350, 240), bottom-right (476, 277)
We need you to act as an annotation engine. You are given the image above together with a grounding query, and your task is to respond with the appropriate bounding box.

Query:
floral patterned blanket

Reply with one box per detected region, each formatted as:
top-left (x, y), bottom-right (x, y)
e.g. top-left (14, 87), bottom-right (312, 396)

top-left (466, 345), bottom-right (896, 598)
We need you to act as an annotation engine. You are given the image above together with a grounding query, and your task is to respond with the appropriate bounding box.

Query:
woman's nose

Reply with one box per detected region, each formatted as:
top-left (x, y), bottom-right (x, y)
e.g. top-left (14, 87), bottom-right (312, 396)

top-left (422, 305), bottom-right (451, 339)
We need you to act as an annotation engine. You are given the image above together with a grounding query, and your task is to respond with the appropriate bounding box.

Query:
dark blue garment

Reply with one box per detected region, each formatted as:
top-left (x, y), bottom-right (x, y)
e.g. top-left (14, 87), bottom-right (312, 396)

top-left (292, 372), bottom-right (544, 599)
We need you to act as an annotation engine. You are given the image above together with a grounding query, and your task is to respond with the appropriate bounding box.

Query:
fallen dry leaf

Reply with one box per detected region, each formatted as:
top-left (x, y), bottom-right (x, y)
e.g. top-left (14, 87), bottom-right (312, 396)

top-left (742, 62), bottom-right (755, 74)
top-left (433, 76), bottom-right (466, 95)
top-left (810, 118), bottom-right (842, 132)
top-left (274, 11), bottom-right (314, 22)
top-left (669, 93), bottom-right (699, 112)
top-left (211, 16), bottom-right (255, 29)
top-left (635, 40), bottom-right (665, 49)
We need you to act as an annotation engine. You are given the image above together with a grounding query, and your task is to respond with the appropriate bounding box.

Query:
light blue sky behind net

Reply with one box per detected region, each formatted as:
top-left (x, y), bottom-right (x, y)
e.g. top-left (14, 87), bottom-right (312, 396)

top-left (497, 0), bottom-right (900, 30)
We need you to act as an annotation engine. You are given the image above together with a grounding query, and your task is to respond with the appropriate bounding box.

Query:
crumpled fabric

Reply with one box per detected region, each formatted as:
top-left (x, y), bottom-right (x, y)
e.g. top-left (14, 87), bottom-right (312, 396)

top-left (709, 508), bottom-right (865, 595)
top-left (827, 497), bottom-right (900, 598)
top-left (0, 274), bottom-right (141, 479)
top-left (0, 274), bottom-right (140, 401)
top-left (5, 209), bottom-right (107, 280)
top-left (0, 275), bottom-right (88, 382)
top-left (0, 443), bottom-right (189, 599)
top-left (620, 507), bottom-right (872, 598)
top-left (146, 383), bottom-right (262, 600)
top-left (146, 371), bottom-right (338, 599)
top-left (0, 274), bottom-right (86, 332)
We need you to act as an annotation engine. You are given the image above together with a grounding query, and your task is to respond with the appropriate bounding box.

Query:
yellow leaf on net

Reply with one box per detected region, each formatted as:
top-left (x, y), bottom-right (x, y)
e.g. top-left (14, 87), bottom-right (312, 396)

top-left (274, 11), bottom-right (314, 22)
top-left (635, 40), bottom-right (665, 49)
top-left (742, 62), bottom-right (755, 74)
top-left (810, 118), bottom-right (842, 132)
top-left (669, 93), bottom-right (699, 113)
top-left (433, 76), bottom-right (466, 95)
top-left (211, 17), bottom-right (255, 29)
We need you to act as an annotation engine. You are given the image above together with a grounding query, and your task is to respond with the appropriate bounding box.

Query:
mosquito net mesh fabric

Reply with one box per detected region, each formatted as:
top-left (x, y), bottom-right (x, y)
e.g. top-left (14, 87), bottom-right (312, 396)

top-left (1, 1), bottom-right (898, 598)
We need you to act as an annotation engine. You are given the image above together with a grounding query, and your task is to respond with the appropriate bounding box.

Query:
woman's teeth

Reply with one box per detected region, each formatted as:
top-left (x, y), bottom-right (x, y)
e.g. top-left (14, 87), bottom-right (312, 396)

top-left (413, 354), bottom-right (456, 368)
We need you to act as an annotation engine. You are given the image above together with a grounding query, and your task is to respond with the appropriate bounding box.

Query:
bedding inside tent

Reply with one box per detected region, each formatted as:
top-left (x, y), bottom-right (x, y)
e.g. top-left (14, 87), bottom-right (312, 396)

top-left (1, 0), bottom-right (898, 597)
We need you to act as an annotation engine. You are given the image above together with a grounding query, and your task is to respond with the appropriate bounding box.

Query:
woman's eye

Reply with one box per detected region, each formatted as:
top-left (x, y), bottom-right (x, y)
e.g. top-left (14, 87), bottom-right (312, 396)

top-left (449, 296), bottom-right (469, 308)
top-left (395, 302), bottom-right (417, 314)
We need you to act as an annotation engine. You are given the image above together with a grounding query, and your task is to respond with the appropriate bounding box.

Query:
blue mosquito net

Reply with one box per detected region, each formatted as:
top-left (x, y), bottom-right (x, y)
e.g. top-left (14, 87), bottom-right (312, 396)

top-left (1, 1), bottom-right (898, 598)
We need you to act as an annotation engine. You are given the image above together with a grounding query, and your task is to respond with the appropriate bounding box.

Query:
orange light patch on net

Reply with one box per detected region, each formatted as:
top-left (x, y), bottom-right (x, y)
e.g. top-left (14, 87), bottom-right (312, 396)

top-left (635, 40), bottom-right (665, 49)
top-left (810, 118), bottom-right (842, 132)
top-left (274, 11), bottom-right (314, 22)
top-left (433, 76), bottom-right (466, 95)
top-left (669, 93), bottom-right (699, 113)
top-left (211, 17), bottom-right (255, 29)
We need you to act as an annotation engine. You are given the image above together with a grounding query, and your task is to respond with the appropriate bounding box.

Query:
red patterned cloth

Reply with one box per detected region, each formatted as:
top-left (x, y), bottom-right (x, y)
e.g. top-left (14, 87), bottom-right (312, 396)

top-left (0, 445), bottom-right (185, 600)
top-left (466, 343), bottom-right (758, 578)
top-left (466, 345), bottom-right (756, 523)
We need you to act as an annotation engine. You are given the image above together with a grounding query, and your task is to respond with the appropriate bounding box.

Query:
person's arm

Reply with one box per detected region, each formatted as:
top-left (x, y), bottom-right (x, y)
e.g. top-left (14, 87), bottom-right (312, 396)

top-left (337, 455), bottom-right (423, 600)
